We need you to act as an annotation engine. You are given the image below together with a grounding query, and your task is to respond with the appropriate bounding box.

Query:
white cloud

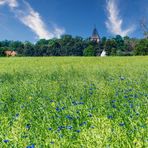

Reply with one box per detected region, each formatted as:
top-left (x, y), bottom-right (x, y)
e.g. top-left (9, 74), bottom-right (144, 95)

top-left (0, 0), bottom-right (18, 8)
top-left (0, 0), bottom-right (65, 39)
top-left (53, 25), bottom-right (65, 39)
top-left (106, 0), bottom-right (135, 36)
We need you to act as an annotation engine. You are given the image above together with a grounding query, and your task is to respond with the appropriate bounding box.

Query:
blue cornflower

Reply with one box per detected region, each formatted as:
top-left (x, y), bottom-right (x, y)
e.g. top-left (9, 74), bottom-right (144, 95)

top-left (90, 126), bottom-right (95, 129)
top-left (130, 104), bottom-right (134, 108)
top-left (56, 107), bottom-right (60, 112)
top-left (26, 144), bottom-right (35, 148)
top-left (16, 113), bottom-right (19, 117)
top-left (21, 105), bottom-right (25, 108)
top-left (88, 114), bottom-right (93, 117)
top-left (62, 107), bottom-right (65, 110)
top-left (89, 92), bottom-right (93, 95)
top-left (67, 126), bottom-right (73, 130)
top-left (80, 122), bottom-right (87, 126)
top-left (115, 92), bottom-right (119, 96)
top-left (72, 101), bottom-right (78, 106)
top-left (22, 135), bottom-right (28, 138)
top-left (119, 123), bottom-right (125, 126)
top-left (89, 88), bottom-right (93, 91)
top-left (48, 128), bottom-right (52, 131)
top-left (107, 115), bottom-right (113, 119)
top-left (80, 97), bottom-right (83, 100)
top-left (50, 141), bottom-right (54, 144)
top-left (112, 105), bottom-right (116, 109)
top-left (128, 89), bottom-right (132, 92)
top-left (124, 96), bottom-right (128, 99)
top-left (79, 102), bottom-right (84, 105)
top-left (66, 115), bottom-right (73, 120)
top-left (76, 130), bottom-right (80, 133)
top-left (111, 100), bottom-right (116, 103)
top-left (58, 126), bottom-right (65, 131)
top-left (26, 124), bottom-right (31, 130)
top-left (3, 140), bottom-right (9, 143)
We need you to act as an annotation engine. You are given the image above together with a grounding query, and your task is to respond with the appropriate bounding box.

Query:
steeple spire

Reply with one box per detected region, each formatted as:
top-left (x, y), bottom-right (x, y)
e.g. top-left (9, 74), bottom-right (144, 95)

top-left (91, 26), bottom-right (100, 43)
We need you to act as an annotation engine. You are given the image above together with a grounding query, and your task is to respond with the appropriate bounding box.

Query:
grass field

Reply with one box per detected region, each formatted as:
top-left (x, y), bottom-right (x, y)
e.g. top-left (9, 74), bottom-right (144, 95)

top-left (0, 57), bottom-right (148, 148)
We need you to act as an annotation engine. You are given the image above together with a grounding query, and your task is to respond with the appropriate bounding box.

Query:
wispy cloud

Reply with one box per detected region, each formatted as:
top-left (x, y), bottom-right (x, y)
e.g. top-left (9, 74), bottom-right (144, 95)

top-left (0, 0), bottom-right (18, 8)
top-left (106, 0), bottom-right (135, 36)
top-left (0, 0), bottom-right (65, 39)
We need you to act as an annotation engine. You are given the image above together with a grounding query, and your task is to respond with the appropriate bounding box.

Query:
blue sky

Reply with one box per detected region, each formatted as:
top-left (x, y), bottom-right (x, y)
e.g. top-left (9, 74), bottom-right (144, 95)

top-left (0, 0), bottom-right (147, 42)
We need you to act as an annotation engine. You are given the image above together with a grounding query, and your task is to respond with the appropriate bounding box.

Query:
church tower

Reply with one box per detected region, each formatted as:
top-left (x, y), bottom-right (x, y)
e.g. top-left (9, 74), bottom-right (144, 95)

top-left (91, 26), bottom-right (100, 43)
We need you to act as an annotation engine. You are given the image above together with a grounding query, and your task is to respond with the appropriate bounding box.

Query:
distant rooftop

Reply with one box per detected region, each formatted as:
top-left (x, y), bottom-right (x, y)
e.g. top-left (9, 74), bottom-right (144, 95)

top-left (91, 27), bottom-right (100, 43)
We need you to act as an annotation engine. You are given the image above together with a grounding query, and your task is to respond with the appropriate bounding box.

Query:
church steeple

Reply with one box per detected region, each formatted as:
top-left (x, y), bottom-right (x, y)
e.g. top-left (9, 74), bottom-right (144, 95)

top-left (91, 26), bottom-right (100, 43)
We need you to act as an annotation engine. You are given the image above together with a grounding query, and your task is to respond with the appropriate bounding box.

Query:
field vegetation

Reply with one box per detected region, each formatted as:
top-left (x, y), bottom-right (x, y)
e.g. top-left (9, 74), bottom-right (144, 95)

top-left (0, 57), bottom-right (148, 147)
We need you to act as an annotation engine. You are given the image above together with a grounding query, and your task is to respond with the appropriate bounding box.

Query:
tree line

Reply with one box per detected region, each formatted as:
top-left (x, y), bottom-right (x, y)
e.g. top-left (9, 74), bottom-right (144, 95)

top-left (0, 35), bottom-right (148, 56)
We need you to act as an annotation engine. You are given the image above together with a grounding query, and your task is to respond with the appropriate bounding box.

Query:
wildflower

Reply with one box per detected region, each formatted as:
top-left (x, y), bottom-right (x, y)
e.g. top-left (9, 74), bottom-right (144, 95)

top-left (107, 115), bottom-right (113, 119)
top-left (80, 122), bottom-right (87, 126)
top-left (67, 126), bottom-right (73, 130)
top-left (124, 96), bottom-right (128, 99)
top-left (89, 92), bottom-right (93, 95)
top-left (88, 114), bottom-right (93, 117)
top-left (22, 135), bottom-right (28, 138)
top-left (89, 88), bottom-right (93, 91)
top-left (66, 115), bottom-right (73, 120)
top-left (50, 141), bottom-right (54, 144)
top-left (79, 102), bottom-right (84, 105)
top-left (21, 105), bottom-right (25, 109)
top-left (26, 144), bottom-right (35, 148)
top-left (16, 113), bottom-right (19, 117)
top-left (72, 101), bottom-right (78, 106)
top-left (134, 94), bottom-right (138, 98)
top-left (90, 126), bottom-right (95, 129)
top-left (111, 100), bottom-right (116, 103)
top-left (58, 126), bottom-right (65, 131)
top-left (119, 123), bottom-right (125, 126)
top-left (56, 107), bottom-right (60, 112)
top-left (62, 107), bottom-right (65, 110)
top-left (130, 104), bottom-right (134, 108)
top-left (112, 105), bottom-right (116, 109)
top-left (76, 130), bottom-right (80, 133)
top-left (3, 140), bottom-right (9, 143)
top-left (48, 128), bottom-right (52, 131)
top-left (26, 124), bottom-right (31, 130)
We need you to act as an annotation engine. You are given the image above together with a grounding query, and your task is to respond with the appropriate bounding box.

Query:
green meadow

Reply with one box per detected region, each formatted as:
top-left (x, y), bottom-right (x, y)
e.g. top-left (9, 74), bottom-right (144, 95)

top-left (0, 57), bottom-right (148, 148)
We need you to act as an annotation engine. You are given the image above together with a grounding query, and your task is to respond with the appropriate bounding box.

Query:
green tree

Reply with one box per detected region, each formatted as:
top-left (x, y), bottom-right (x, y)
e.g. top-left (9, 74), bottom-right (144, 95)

top-left (83, 45), bottom-right (95, 56)
top-left (0, 47), bottom-right (5, 56)
top-left (134, 39), bottom-right (148, 55)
